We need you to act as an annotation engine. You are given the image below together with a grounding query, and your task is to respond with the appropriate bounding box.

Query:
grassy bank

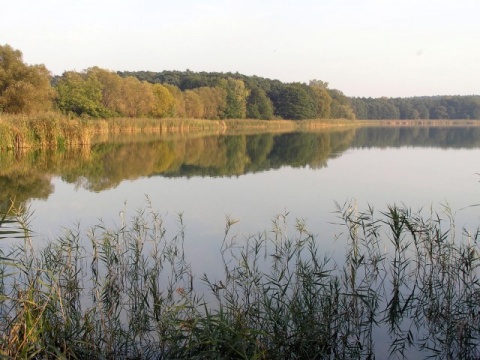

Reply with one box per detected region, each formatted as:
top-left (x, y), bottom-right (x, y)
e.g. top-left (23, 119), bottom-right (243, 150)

top-left (0, 113), bottom-right (92, 150)
top-left (0, 113), bottom-right (359, 150)
top-left (0, 200), bottom-right (479, 359)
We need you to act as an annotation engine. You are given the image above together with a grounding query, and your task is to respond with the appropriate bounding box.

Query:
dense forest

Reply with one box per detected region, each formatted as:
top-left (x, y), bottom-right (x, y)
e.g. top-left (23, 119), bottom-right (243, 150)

top-left (350, 96), bottom-right (480, 120)
top-left (1, 44), bottom-right (480, 120)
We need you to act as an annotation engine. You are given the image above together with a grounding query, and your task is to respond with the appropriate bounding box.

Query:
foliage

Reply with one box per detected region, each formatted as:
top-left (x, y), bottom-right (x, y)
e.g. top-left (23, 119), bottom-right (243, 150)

top-left (1, 201), bottom-right (480, 358)
top-left (246, 86), bottom-right (274, 120)
top-left (0, 44), bottom-right (54, 114)
top-left (163, 84), bottom-right (186, 117)
top-left (220, 78), bottom-right (250, 119)
top-left (119, 71), bottom-right (351, 120)
top-left (89, 66), bottom-right (126, 115)
top-left (309, 80), bottom-right (332, 119)
top-left (193, 86), bottom-right (227, 119)
top-left (328, 89), bottom-right (356, 120)
top-left (55, 68), bottom-right (165, 118)
top-left (56, 70), bottom-right (111, 118)
top-left (351, 95), bottom-right (480, 120)
top-left (3, 43), bottom-right (480, 121)
top-left (0, 112), bottom-right (92, 151)
top-left (184, 89), bottom-right (204, 118)
top-left (151, 83), bottom-right (175, 118)
top-left (271, 83), bottom-right (318, 120)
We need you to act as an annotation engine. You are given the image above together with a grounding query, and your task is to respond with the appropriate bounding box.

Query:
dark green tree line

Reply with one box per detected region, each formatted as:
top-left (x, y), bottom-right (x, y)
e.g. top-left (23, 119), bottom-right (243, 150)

top-left (119, 71), bottom-right (341, 120)
top-left (2, 44), bottom-right (479, 121)
top-left (351, 96), bottom-right (480, 120)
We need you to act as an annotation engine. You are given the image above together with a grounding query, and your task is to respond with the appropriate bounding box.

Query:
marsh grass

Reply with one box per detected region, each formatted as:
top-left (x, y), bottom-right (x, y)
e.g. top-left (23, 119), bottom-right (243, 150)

top-left (0, 113), bottom-right (357, 151)
top-left (0, 113), bottom-right (92, 149)
top-left (0, 200), bottom-right (479, 359)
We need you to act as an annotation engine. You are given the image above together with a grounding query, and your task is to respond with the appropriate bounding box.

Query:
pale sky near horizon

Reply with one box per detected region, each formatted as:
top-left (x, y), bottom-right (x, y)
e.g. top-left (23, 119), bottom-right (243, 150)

top-left (1, 0), bottom-right (479, 98)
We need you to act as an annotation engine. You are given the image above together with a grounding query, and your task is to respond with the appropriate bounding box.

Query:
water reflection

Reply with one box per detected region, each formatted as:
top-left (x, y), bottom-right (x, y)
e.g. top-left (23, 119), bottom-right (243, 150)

top-left (2, 126), bottom-right (479, 359)
top-left (353, 126), bottom-right (480, 148)
top-left (2, 126), bottom-right (480, 207)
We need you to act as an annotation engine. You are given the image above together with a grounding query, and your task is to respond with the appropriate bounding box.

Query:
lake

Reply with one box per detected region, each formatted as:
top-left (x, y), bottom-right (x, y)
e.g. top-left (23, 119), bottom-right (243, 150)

top-left (4, 126), bottom-right (479, 251)
top-left (2, 125), bottom-right (480, 358)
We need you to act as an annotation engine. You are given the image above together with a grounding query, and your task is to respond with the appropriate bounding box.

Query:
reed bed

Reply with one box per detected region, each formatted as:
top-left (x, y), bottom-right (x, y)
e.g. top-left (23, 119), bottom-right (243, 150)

top-left (0, 113), bottom-right (359, 151)
top-left (0, 200), bottom-right (479, 359)
top-left (0, 113), bottom-right (92, 149)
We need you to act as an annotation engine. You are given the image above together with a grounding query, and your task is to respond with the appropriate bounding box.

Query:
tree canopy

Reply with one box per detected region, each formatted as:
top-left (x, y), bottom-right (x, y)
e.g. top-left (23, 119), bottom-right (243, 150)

top-left (0, 44), bottom-right (54, 114)
top-left (350, 96), bottom-right (480, 120)
top-left (1, 44), bottom-right (479, 121)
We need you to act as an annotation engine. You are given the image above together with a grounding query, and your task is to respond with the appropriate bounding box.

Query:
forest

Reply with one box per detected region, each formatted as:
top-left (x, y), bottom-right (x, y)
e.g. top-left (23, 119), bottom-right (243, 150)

top-left (1, 44), bottom-right (480, 120)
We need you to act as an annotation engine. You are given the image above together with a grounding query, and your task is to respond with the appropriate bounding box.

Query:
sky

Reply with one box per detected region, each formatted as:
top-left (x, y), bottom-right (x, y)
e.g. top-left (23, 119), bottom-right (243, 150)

top-left (1, 0), bottom-right (479, 98)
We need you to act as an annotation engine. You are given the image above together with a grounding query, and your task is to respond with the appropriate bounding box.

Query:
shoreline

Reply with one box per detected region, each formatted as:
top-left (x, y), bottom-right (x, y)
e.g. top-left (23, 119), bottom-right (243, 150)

top-left (1, 113), bottom-right (479, 150)
top-left (0, 114), bottom-right (360, 150)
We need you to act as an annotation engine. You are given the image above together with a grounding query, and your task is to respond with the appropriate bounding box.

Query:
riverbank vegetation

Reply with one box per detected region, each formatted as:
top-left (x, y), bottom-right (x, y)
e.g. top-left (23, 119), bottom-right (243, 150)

top-left (2, 44), bottom-right (480, 127)
top-left (0, 44), bottom-right (352, 121)
top-left (0, 200), bottom-right (479, 358)
top-left (0, 112), bottom-right (359, 150)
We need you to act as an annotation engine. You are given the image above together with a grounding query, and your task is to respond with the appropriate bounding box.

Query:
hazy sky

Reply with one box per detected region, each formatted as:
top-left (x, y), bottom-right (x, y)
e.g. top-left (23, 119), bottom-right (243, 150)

top-left (1, 0), bottom-right (479, 97)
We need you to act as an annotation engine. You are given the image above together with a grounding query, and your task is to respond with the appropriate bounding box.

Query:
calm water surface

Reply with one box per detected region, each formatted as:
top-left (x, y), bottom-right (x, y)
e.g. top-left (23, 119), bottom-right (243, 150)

top-left (2, 126), bottom-right (479, 270)
top-left (2, 125), bottom-right (480, 358)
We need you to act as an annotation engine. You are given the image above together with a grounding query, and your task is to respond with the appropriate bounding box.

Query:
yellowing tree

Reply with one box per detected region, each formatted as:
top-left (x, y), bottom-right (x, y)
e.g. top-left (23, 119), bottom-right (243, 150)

top-left (151, 84), bottom-right (175, 118)
top-left (194, 86), bottom-right (227, 119)
top-left (184, 90), bottom-right (204, 118)
top-left (89, 67), bottom-right (125, 115)
top-left (90, 68), bottom-right (159, 117)
top-left (163, 84), bottom-right (185, 117)
top-left (0, 44), bottom-right (54, 114)
top-left (309, 80), bottom-right (332, 119)
top-left (117, 77), bottom-right (156, 117)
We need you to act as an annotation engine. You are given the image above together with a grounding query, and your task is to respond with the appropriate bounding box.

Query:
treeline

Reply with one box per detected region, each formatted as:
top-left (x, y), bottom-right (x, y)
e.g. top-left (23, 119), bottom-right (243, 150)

top-left (350, 96), bottom-right (480, 120)
top-left (117, 71), bottom-right (356, 120)
top-left (53, 69), bottom-right (356, 120)
top-left (0, 44), bottom-right (352, 120)
top-left (1, 44), bottom-right (480, 120)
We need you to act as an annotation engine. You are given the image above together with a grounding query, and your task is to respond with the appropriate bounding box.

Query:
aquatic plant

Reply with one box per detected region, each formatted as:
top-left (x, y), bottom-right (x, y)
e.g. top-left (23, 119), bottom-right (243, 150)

top-left (0, 199), bottom-right (479, 359)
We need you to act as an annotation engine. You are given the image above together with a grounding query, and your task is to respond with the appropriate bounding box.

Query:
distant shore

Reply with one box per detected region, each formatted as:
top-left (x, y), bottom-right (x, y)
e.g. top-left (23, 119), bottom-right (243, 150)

top-left (1, 113), bottom-right (479, 150)
top-left (372, 119), bottom-right (480, 127)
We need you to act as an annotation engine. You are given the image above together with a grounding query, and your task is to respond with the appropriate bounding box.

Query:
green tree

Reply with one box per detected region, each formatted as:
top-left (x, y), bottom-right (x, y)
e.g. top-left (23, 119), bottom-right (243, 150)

top-left (274, 83), bottom-right (317, 120)
top-left (55, 70), bottom-right (110, 117)
top-left (350, 98), bottom-right (369, 119)
top-left (246, 86), bottom-right (274, 120)
top-left (220, 78), bottom-right (249, 119)
top-left (328, 89), bottom-right (355, 120)
top-left (0, 44), bottom-right (54, 114)
top-left (430, 105), bottom-right (449, 119)
top-left (89, 67), bottom-right (125, 115)
top-left (393, 98), bottom-right (419, 119)
top-left (309, 80), bottom-right (332, 119)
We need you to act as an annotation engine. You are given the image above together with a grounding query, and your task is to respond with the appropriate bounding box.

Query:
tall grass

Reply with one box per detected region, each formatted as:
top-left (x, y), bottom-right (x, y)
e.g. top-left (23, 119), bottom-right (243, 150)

top-left (0, 113), bottom-right (92, 149)
top-left (0, 113), bottom-right (360, 151)
top-left (0, 200), bottom-right (479, 359)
